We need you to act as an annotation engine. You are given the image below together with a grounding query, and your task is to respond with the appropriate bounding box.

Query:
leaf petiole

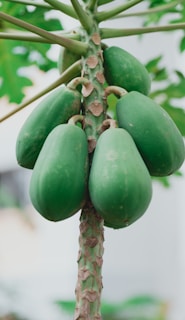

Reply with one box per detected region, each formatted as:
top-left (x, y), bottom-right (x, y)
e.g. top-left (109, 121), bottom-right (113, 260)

top-left (44, 0), bottom-right (77, 19)
top-left (88, 0), bottom-right (98, 12)
top-left (112, 0), bottom-right (184, 20)
top-left (0, 12), bottom-right (88, 55)
top-left (96, 0), bottom-right (144, 22)
top-left (70, 0), bottom-right (93, 32)
top-left (0, 30), bottom-right (80, 43)
top-left (101, 22), bottom-right (185, 39)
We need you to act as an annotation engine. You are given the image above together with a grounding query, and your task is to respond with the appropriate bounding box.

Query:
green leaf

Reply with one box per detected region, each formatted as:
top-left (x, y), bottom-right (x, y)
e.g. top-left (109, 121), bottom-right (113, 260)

top-left (150, 71), bottom-right (185, 101)
top-left (55, 300), bottom-right (75, 314)
top-left (152, 176), bottom-right (171, 188)
top-left (175, 70), bottom-right (185, 80)
top-left (163, 78), bottom-right (185, 99)
top-left (55, 295), bottom-right (168, 320)
top-left (145, 55), bottom-right (163, 72)
top-left (0, 39), bottom-right (33, 102)
top-left (180, 35), bottom-right (185, 52)
top-left (0, 3), bottom-right (63, 103)
top-left (145, 56), bottom-right (168, 82)
top-left (153, 170), bottom-right (183, 187)
top-left (162, 102), bottom-right (185, 136)
top-left (142, 0), bottom-right (184, 28)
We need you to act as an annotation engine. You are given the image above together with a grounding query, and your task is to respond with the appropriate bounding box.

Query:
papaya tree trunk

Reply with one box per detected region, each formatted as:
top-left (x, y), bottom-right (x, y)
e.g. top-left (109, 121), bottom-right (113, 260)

top-left (74, 206), bottom-right (104, 320)
top-left (73, 0), bottom-right (107, 318)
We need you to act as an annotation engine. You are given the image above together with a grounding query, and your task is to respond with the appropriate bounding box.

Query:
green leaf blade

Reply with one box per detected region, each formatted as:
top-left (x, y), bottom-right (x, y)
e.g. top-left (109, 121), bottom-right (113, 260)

top-left (0, 3), bottom-right (63, 103)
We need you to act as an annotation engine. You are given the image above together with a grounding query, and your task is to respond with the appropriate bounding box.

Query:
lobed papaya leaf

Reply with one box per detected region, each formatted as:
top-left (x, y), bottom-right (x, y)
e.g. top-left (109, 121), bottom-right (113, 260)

top-left (0, 3), bottom-right (63, 103)
top-left (0, 40), bottom-right (33, 103)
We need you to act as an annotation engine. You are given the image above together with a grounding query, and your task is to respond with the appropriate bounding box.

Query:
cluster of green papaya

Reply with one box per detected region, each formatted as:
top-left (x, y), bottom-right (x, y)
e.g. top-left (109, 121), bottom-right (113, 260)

top-left (16, 45), bottom-right (185, 228)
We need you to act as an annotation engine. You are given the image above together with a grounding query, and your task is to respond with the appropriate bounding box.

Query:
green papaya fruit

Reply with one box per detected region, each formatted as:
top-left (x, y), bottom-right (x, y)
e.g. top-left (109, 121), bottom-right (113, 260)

top-left (89, 128), bottom-right (152, 229)
top-left (16, 85), bottom-right (81, 169)
top-left (29, 124), bottom-right (88, 222)
top-left (116, 91), bottom-right (185, 176)
top-left (103, 46), bottom-right (151, 95)
top-left (58, 46), bottom-right (81, 74)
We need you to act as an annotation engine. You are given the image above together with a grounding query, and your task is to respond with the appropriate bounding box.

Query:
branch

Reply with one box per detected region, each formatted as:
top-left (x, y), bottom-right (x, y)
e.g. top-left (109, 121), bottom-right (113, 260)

top-left (96, 0), bottom-right (144, 22)
top-left (0, 60), bottom-right (82, 123)
top-left (4, 0), bottom-right (51, 8)
top-left (44, 0), bottom-right (77, 19)
top-left (70, 0), bottom-right (93, 32)
top-left (112, 0), bottom-right (184, 19)
top-left (0, 12), bottom-right (88, 55)
top-left (101, 22), bottom-right (185, 39)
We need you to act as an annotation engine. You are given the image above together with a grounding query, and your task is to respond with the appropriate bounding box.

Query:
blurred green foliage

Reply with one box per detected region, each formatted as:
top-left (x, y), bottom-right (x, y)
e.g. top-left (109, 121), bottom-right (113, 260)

top-left (56, 295), bottom-right (168, 320)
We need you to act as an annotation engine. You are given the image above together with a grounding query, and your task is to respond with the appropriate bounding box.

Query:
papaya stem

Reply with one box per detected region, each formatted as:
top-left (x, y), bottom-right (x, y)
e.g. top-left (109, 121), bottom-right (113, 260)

top-left (44, 0), bottom-right (78, 19)
top-left (4, 0), bottom-right (51, 8)
top-left (67, 77), bottom-right (91, 91)
top-left (0, 60), bottom-right (82, 123)
top-left (96, 0), bottom-right (144, 22)
top-left (74, 207), bottom-right (104, 320)
top-left (68, 115), bottom-right (85, 126)
top-left (70, 0), bottom-right (93, 32)
top-left (104, 86), bottom-right (127, 98)
top-left (100, 119), bottom-right (117, 133)
top-left (101, 22), bottom-right (185, 39)
top-left (0, 12), bottom-right (88, 55)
